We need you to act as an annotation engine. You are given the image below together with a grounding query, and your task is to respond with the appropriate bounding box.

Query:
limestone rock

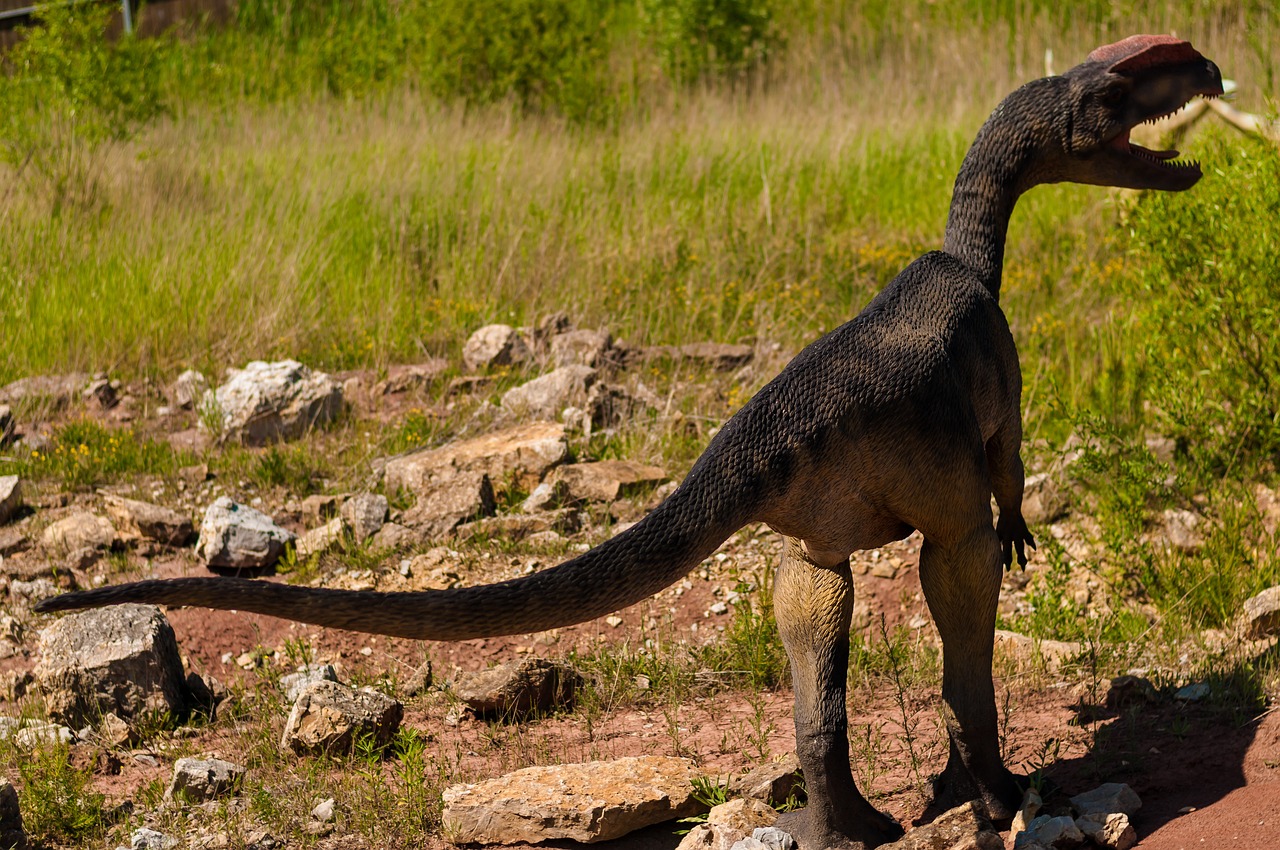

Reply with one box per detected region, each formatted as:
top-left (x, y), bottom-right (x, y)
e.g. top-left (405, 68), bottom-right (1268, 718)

top-left (0, 776), bottom-right (24, 850)
top-left (385, 421), bottom-right (568, 495)
top-left (280, 663), bottom-right (340, 703)
top-left (103, 496), bottom-right (195, 546)
top-left (1255, 484), bottom-right (1280, 537)
top-left (463, 325), bottom-right (532, 372)
top-left (131, 827), bottom-right (178, 850)
top-left (41, 512), bottom-right (116, 553)
top-left (13, 721), bottom-right (74, 749)
top-left (0, 373), bottom-right (89, 408)
top-left (36, 604), bottom-right (187, 727)
top-left (281, 681), bottom-right (403, 756)
top-left (341, 493), bottom-right (387, 543)
top-left (374, 360), bottom-right (448, 395)
top-left (1015, 815), bottom-right (1083, 849)
top-left (1105, 675), bottom-right (1158, 709)
top-left (520, 479), bottom-right (572, 513)
top-left (295, 517), bottom-right (345, 559)
top-left (551, 329), bottom-right (614, 368)
top-left (0, 477), bottom-right (20, 525)
top-left (203, 360), bottom-right (342, 445)
top-left (501, 365), bottom-right (597, 421)
top-left (1158, 508), bottom-right (1203, 551)
top-left (1241, 585), bottom-right (1280, 639)
top-left (680, 342), bottom-right (753, 371)
top-left (993, 630), bottom-right (1081, 671)
top-left (552, 460), bottom-right (668, 503)
top-left (166, 757), bottom-right (246, 803)
top-left (301, 494), bottom-right (344, 524)
top-left (1069, 783), bottom-right (1141, 818)
top-left (452, 509), bottom-right (580, 543)
top-left (737, 827), bottom-right (795, 850)
top-left (196, 497), bottom-right (294, 569)
top-left (402, 471), bottom-right (496, 539)
top-left (729, 754), bottom-right (804, 807)
top-left (1076, 812), bottom-right (1136, 850)
top-left (677, 799), bottom-right (779, 850)
top-left (880, 801), bottom-right (1002, 850)
top-left (441, 756), bottom-right (704, 844)
top-left (453, 657), bottom-right (584, 718)
top-left (0, 405), bottom-right (13, 446)
top-left (1022, 472), bottom-right (1069, 525)
top-left (369, 522), bottom-right (421, 551)
top-left (1010, 788), bottom-right (1042, 838)
top-left (171, 370), bottom-right (209, 410)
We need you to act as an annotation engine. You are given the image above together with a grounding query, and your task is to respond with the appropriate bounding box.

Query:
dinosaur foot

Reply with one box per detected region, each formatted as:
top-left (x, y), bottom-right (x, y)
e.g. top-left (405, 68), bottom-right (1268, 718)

top-left (774, 805), bottom-right (904, 850)
top-left (927, 762), bottom-right (1022, 824)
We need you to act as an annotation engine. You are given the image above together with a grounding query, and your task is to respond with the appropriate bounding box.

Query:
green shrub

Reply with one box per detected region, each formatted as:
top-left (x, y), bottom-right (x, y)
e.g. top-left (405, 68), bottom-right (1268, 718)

top-left (0, 2), bottom-right (163, 206)
top-left (640, 0), bottom-right (778, 84)
top-left (418, 0), bottom-right (613, 121)
top-left (17, 742), bottom-right (109, 844)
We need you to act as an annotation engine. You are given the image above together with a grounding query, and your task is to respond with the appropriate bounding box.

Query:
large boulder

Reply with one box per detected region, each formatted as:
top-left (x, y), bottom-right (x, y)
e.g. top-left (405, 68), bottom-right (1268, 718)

top-left (281, 681), bottom-right (403, 756)
top-left (384, 421), bottom-right (568, 495)
top-left (104, 495), bottom-right (195, 546)
top-left (196, 497), bottom-right (295, 569)
top-left (36, 604), bottom-right (188, 727)
top-left (202, 360), bottom-right (342, 445)
top-left (441, 756), bottom-right (704, 845)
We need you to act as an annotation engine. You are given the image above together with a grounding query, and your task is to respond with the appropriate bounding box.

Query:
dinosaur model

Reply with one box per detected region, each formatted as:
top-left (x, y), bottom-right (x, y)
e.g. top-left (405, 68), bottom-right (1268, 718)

top-left (37, 35), bottom-right (1222, 850)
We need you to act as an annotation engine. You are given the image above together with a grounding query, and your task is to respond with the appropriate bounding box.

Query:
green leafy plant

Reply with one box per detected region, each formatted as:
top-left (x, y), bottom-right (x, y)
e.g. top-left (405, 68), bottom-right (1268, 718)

top-left (11, 419), bottom-right (190, 490)
top-left (640, 0), bottom-right (779, 84)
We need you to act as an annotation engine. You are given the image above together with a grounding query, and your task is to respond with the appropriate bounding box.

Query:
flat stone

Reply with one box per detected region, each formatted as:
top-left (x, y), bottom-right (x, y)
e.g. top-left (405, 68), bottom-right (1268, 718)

top-left (166, 756), bottom-right (246, 803)
top-left (679, 343), bottom-right (753, 371)
top-left (453, 657), bottom-right (584, 718)
top-left (501, 365), bottom-right (597, 421)
top-left (993, 630), bottom-right (1081, 671)
top-left (203, 360), bottom-right (342, 445)
top-left (463, 325), bottom-right (532, 372)
top-left (384, 421), bottom-right (568, 495)
top-left (0, 776), bottom-right (24, 850)
top-left (1076, 812), bottom-right (1135, 850)
top-left (0, 476), bottom-right (20, 525)
top-left (402, 470), bottom-right (496, 539)
top-left (36, 604), bottom-right (188, 727)
top-left (41, 511), bottom-right (117, 553)
top-left (1016, 815), bottom-right (1083, 849)
top-left (551, 329), bottom-right (614, 368)
top-left (103, 495), bottom-right (195, 546)
top-left (1241, 585), bottom-right (1280, 639)
top-left (1069, 783), bottom-right (1141, 818)
top-left (341, 493), bottom-right (387, 543)
top-left (195, 497), bottom-right (295, 569)
top-left (295, 517), bottom-right (345, 560)
top-left (0, 373), bottom-right (89, 407)
top-left (452, 509), bottom-right (580, 543)
top-left (551, 460), bottom-right (669, 503)
top-left (441, 756), bottom-right (704, 844)
top-left (880, 801), bottom-right (1002, 850)
top-left (729, 754), bottom-right (804, 806)
top-left (280, 663), bottom-right (340, 703)
top-left (374, 360), bottom-right (449, 395)
top-left (281, 680), bottom-right (403, 756)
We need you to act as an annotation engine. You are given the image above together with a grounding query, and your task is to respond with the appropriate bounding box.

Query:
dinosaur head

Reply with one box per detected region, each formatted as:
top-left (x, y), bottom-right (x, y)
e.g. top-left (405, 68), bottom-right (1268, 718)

top-left (1058, 35), bottom-right (1223, 190)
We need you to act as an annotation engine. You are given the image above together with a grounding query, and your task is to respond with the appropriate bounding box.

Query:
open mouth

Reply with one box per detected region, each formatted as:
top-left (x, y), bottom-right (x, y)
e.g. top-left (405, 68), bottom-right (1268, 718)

top-left (1107, 86), bottom-right (1225, 177)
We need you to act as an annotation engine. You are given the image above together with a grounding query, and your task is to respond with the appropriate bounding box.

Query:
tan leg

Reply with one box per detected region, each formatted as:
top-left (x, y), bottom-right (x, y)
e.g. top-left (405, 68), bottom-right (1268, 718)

top-left (773, 537), bottom-right (903, 850)
top-left (919, 527), bottom-right (1021, 820)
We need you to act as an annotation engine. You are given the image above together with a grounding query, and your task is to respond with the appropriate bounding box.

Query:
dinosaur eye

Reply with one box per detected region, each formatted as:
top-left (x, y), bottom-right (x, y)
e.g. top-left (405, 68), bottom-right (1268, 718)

top-left (1099, 84), bottom-right (1128, 107)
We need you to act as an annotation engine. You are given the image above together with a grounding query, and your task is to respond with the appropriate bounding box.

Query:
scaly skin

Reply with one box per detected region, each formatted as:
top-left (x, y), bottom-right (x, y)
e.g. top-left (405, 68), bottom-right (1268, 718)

top-left (36, 36), bottom-right (1222, 850)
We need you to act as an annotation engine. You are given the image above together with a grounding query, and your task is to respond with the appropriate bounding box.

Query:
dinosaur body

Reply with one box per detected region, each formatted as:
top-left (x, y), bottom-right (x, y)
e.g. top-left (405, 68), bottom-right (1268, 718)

top-left (37, 36), bottom-right (1223, 850)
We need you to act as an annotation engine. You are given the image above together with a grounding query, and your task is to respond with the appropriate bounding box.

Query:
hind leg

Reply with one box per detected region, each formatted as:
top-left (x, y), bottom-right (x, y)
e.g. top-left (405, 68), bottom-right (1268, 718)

top-left (773, 537), bottom-right (904, 850)
top-left (919, 527), bottom-right (1021, 820)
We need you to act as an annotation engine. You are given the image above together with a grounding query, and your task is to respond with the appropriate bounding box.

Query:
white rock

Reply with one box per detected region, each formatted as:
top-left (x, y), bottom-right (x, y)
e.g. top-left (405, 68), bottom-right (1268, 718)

top-left (203, 360), bottom-right (342, 445)
top-left (13, 720), bottom-right (74, 749)
top-left (1241, 585), bottom-right (1280, 639)
top-left (0, 476), bottom-right (20, 525)
top-left (132, 827), bottom-right (178, 850)
top-left (41, 511), bottom-right (116, 553)
top-left (311, 798), bottom-right (336, 822)
top-left (1070, 783), bottom-right (1142, 818)
top-left (501, 366), bottom-right (597, 421)
top-left (295, 517), bottom-right (345, 559)
top-left (1076, 812), bottom-right (1137, 850)
top-left (1018, 815), bottom-right (1084, 849)
top-left (463, 325), bottom-right (531, 372)
top-left (172, 369), bottom-right (209, 410)
top-left (281, 681), bottom-right (403, 755)
top-left (166, 757), bottom-right (246, 802)
top-left (280, 663), bottom-right (339, 703)
top-left (341, 493), bottom-right (387, 543)
top-left (195, 497), bottom-right (295, 569)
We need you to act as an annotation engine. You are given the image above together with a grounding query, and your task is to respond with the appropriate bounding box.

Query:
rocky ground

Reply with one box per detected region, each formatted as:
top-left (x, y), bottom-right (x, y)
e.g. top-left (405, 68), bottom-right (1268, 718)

top-left (0, 319), bottom-right (1278, 850)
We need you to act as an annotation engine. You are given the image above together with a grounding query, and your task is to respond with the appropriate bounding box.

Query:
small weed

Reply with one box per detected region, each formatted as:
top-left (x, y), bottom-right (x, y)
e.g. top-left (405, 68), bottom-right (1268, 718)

top-left (17, 742), bottom-right (110, 844)
top-left (7, 420), bottom-right (191, 490)
top-left (675, 775), bottom-right (730, 832)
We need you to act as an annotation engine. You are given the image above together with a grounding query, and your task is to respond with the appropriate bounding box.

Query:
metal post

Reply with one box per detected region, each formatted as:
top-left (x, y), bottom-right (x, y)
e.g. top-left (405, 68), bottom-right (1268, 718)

top-left (121, 0), bottom-right (132, 33)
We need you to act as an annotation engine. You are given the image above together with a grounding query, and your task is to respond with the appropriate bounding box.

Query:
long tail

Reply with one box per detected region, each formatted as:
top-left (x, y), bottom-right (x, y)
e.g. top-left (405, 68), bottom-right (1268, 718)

top-left (33, 443), bottom-right (763, 641)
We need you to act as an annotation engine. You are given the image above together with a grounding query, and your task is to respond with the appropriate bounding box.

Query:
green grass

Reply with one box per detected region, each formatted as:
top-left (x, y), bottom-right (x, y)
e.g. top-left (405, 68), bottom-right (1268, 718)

top-left (9, 418), bottom-right (194, 490)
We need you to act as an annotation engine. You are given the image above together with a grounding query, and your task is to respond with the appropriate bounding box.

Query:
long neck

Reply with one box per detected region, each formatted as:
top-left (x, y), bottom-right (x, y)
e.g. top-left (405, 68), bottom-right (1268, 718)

top-left (943, 77), bottom-right (1065, 300)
